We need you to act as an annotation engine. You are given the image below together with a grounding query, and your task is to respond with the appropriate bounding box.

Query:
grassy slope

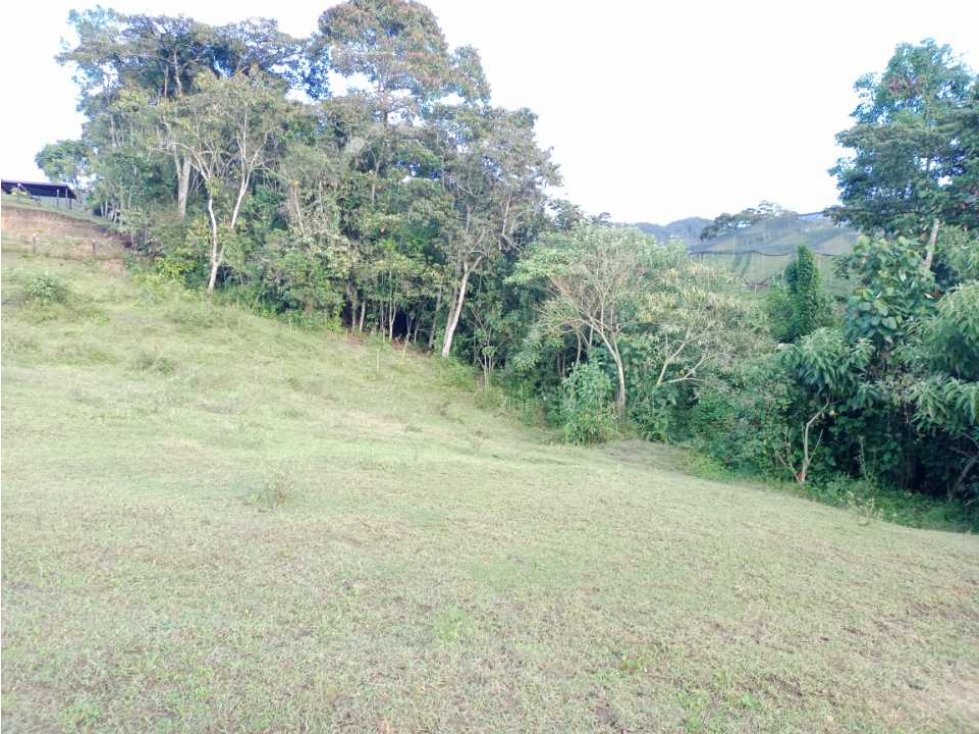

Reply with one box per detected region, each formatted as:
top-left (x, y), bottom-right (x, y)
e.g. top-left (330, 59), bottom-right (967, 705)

top-left (690, 252), bottom-right (852, 296)
top-left (686, 216), bottom-right (857, 295)
top-left (2, 250), bottom-right (978, 734)
top-left (688, 217), bottom-right (858, 257)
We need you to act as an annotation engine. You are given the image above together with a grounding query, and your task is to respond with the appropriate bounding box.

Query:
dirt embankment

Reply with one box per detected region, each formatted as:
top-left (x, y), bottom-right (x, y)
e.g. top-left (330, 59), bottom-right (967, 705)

top-left (1, 203), bottom-right (129, 260)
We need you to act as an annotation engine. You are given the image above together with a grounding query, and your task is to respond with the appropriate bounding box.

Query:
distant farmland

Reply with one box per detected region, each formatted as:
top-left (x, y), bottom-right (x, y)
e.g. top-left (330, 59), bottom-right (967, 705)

top-left (692, 251), bottom-right (853, 296)
top-left (686, 215), bottom-right (859, 295)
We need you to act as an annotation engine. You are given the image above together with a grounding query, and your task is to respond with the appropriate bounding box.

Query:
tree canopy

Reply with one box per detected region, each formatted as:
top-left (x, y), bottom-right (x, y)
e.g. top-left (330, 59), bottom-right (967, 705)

top-left (829, 40), bottom-right (979, 239)
top-left (42, 8), bottom-right (979, 516)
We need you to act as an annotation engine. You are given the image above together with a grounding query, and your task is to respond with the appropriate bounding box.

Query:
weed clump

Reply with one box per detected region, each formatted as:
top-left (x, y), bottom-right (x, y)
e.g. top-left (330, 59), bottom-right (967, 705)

top-left (132, 350), bottom-right (177, 375)
top-left (247, 464), bottom-right (294, 510)
top-left (24, 272), bottom-right (70, 306)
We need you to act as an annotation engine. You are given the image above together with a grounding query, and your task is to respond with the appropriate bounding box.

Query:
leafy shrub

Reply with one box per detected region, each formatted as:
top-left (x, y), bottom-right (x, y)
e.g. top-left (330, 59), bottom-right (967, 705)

top-left (155, 217), bottom-right (210, 285)
top-left (765, 283), bottom-right (795, 342)
top-left (627, 387), bottom-right (678, 442)
top-left (936, 226), bottom-right (979, 286)
top-left (683, 450), bottom-right (742, 482)
top-left (435, 357), bottom-right (477, 390)
top-left (128, 268), bottom-right (196, 309)
top-left (473, 383), bottom-right (507, 411)
top-left (921, 282), bottom-right (979, 381)
top-left (839, 236), bottom-right (935, 349)
top-left (766, 246), bottom-right (831, 343)
top-left (279, 308), bottom-right (342, 333)
top-left (689, 359), bottom-right (792, 477)
top-left (24, 272), bottom-right (70, 306)
top-left (561, 361), bottom-right (616, 444)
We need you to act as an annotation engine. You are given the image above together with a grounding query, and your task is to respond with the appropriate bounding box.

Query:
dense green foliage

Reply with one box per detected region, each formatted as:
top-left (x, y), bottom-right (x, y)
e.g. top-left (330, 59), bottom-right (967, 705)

top-left (509, 226), bottom-right (764, 440)
top-left (559, 361), bottom-right (617, 444)
top-left (829, 39), bottom-right (979, 238)
top-left (53, 0), bottom-right (556, 363)
top-left (45, 7), bottom-right (978, 514)
top-left (766, 245), bottom-right (832, 342)
top-left (22, 271), bottom-right (71, 306)
top-left (691, 43), bottom-right (978, 509)
top-left (34, 139), bottom-right (90, 188)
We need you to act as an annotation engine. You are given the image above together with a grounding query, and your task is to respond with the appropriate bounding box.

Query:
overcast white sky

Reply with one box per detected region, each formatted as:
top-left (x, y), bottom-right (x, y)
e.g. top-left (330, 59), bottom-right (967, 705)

top-left (1, 1), bottom-right (977, 223)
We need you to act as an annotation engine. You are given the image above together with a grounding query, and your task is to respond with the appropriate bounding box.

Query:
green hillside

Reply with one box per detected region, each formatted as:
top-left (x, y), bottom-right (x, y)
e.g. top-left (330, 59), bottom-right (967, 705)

top-left (688, 215), bottom-right (859, 257)
top-left (632, 217), bottom-right (712, 246)
top-left (3, 238), bottom-right (979, 732)
top-left (623, 215), bottom-right (859, 293)
top-left (676, 215), bottom-right (859, 294)
top-left (691, 251), bottom-right (853, 296)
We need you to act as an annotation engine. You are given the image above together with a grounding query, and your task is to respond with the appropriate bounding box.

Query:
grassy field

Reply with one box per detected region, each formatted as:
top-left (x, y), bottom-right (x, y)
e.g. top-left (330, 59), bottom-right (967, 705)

top-left (2, 245), bottom-right (979, 733)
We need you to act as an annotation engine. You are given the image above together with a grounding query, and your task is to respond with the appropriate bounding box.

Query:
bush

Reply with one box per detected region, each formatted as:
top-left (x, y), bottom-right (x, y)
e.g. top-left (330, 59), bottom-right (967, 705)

top-left (24, 272), bottom-right (70, 306)
top-left (689, 359), bottom-right (791, 477)
top-left (560, 361), bottom-right (616, 444)
top-left (766, 245), bottom-right (831, 343)
top-left (922, 281), bottom-right (979, 381)
top-left (435, 357), bottom-right (477, 391)
top-left (279, 308), bottom-right (343, 333)
top-left (765, 283), bottom-right (795, 342)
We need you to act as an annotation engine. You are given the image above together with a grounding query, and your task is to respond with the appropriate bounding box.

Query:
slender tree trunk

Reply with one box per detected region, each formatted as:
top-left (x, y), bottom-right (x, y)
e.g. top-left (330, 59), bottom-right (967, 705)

top-left (924, 217), bottom-right (940, 272)
top-left (951, 454), bottom-right (978, 500)
top-left (594, 328), bottom-right (627, 417)
top-left (610, 346), bottom-right (627, 418)
top-left (176, 157), bottom-right (191, 220)
top-left (441, 263), bottom-right (472, 359)
top-left (358, 300), bottom-right (367, 332)
top-left (290, 181), bottom-right (306, 237)
top-left (230, 169), bottom-right (249, 231)
top-left (402, 320), bottom-right (412, 357)
top-left (370, 155), bottom-right (382, 207)
top-left (345, 284), bottom-right (358, 329)
top-left (206, 194), bottom-right (221, 294)
top-left (795, 403), bottom-right (828, 485)
top-left (428, 289), bottom-right (443, 349)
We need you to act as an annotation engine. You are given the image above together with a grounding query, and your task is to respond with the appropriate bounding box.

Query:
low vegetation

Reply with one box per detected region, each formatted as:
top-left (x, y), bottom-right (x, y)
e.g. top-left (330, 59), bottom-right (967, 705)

top-left (3, 246), bottom-right (979, 732)
top-left (6, 2), bottom-right (978, 729)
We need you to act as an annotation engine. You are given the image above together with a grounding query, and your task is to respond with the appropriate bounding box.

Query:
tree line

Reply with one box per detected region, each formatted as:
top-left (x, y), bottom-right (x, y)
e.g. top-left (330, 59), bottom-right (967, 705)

top-left (37, 4), bottom-right (978, 517)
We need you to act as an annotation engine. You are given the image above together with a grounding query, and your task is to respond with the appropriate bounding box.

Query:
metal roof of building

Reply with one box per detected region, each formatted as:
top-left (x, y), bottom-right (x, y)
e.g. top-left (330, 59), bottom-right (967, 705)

top-left (1, 180), bottom-right (77, 200)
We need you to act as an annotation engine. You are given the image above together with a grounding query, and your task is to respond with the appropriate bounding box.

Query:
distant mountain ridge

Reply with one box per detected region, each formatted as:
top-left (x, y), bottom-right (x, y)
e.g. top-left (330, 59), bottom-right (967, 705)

top-left (630, 217), bottom-right (711, 246)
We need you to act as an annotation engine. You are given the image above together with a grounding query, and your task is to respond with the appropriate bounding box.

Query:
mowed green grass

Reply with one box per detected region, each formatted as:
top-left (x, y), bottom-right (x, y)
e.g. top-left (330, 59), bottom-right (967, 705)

top-left (2, 250), bottom-right (979, 734)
